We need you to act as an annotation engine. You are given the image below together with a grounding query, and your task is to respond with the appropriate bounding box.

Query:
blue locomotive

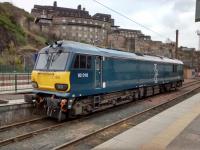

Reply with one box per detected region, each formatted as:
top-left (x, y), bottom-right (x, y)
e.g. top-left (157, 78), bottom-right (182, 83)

top-left (30, 41), bottom-right (183, 121)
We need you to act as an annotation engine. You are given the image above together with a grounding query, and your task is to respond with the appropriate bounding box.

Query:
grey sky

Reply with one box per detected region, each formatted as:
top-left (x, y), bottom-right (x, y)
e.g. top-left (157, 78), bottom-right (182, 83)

top-left (1, 0), bottom-right (199, 49)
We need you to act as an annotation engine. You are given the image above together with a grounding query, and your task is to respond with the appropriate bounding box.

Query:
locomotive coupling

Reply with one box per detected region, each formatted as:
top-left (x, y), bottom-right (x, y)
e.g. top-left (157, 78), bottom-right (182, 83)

top-left (45, 96), bottom-right (69, 121)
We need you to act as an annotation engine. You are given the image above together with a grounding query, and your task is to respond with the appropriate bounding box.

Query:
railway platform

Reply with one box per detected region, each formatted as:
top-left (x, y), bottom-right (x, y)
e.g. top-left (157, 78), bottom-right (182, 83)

top-left (93, 92), bottom-right (200, 150)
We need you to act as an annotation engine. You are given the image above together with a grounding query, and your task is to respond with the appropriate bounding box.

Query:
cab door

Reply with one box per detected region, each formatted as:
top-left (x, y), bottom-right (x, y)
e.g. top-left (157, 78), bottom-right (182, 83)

top-left (95, 56), bottom-right (102, 88)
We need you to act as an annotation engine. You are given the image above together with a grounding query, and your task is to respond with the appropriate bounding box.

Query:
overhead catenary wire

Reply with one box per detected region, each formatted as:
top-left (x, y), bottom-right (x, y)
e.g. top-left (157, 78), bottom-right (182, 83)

top-left (92, 0), bottom-right (170, 40)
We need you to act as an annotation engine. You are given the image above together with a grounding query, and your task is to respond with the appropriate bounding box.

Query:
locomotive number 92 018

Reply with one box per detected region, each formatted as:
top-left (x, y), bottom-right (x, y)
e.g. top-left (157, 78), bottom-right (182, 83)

top-left (78, 73), bottom-right (89, 78)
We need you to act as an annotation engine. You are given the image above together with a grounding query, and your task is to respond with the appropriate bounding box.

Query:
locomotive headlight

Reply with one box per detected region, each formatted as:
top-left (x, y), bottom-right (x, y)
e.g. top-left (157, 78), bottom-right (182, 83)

top-left (55, 84), bottom-right (68, 91)
top-left (32, 81), bottom-right (38, 88)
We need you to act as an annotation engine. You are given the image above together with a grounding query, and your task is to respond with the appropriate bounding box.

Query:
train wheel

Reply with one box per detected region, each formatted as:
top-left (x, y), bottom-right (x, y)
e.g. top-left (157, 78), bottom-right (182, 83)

top-left (160, 85), bottom-right (165, 93)
top-left (67, 109), bottom-right (76, 119)
top-left (47, 107), bottom-right (51, 116)
top-left (139, 88), bottom-right (144, 99)
top-left (58, 110), bottom-right (67, 122)
top-left (134, 90), bottom-right (139, 100)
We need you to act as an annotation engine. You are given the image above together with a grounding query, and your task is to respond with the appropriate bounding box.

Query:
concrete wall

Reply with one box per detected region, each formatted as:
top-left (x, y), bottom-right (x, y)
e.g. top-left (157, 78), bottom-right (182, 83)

top-left (0, 103), bottom-right (42, 126)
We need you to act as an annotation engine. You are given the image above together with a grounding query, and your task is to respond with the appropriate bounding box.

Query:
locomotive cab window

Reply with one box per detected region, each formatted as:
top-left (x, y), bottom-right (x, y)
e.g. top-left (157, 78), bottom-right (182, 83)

top-left (80, 55), bottom-right (86, 68)
top-left (74, 55), bottom-right (80, 68)
top-left (73, 54), bottom-right (92, 69)
top-left (87, 56), bottom-right (92, 68)
top-left (35, 52), bottom-right (69, 71)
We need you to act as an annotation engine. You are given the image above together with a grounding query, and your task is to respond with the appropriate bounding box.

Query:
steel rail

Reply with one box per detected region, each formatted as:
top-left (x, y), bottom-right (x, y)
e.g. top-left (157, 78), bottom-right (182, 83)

top-left (0, 117), bottom-right (47, 131)
top-left (0, 80), bottom-right (200, 148)
top-left (52, 84), bottom-right (200, 150)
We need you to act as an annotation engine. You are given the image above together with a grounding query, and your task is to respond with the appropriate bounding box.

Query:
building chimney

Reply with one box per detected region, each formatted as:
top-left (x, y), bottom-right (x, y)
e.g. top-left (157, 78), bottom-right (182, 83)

top-left (53, 1), bottom-right (57, 7)
top-left (175, 29), bottom-right (179, 59)
top-left (83, 8), bottom-right (85, 11)
top-left (77, 5), bottom-right (81, 10)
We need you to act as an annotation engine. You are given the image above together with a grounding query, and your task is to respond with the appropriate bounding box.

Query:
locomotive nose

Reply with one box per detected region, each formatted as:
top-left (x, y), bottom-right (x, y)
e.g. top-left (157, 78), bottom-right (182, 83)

top-left (31, 71), bottom-right (71, 92)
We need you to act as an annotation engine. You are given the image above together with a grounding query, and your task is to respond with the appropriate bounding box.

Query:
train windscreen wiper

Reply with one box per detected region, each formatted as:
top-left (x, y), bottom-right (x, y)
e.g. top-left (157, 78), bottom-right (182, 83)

top-left (50, 49), bottom-right (63, 65)
top-left (44, 51), bottom-right (51, 69)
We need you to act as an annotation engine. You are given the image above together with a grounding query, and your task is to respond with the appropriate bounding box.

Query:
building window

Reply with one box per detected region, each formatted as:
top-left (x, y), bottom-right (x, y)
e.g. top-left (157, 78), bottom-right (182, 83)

top-left (84, 20), bottom-right (87, 24)
top-left (72, 19), bottom-right (75, 22)
top-left (62, 26), bottom-right (66, 30)
top-left (84, 27), bottom-right (87, 31)
top-left (62, 19), bottom-right (66, 23)
top-left (72, 32), bottom-right (76, 37)
top-left (90, 28), bottom-right (93, 32)
top-left (79, 26), bottom-right (82, 30)
top-left (78, 33), bottom-right (82, 37)
top-left (84, 34), bottom-right (88, 38)
top-left (95, 28), bottom-right (98, 32)
top-left (78, 20), bottom-right (81, 23)
top-left (72, 26), bottom-right (76, 30)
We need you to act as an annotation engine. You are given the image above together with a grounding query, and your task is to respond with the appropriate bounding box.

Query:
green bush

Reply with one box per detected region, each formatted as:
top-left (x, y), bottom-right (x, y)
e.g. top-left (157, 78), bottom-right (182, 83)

top-left (0, 14), bottom-right (26, 44)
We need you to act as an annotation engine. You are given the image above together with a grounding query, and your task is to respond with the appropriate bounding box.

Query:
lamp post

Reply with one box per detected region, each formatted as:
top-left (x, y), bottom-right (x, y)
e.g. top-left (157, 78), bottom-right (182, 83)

top-left (196, 30), bottom-right (200, 50)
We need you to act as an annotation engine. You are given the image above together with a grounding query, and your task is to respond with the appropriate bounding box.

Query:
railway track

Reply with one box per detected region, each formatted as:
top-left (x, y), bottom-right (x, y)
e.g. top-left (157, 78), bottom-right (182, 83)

top-left (0, 117), bottom-right (46, 131)
top-left (53, 81), bottom-right (200, 150)
top-left (0, 117), bottom-right (60, 146)
top-left (181, 79), bottom-right (200, 89)
top-left (0, 80), bottom-right (200, 149)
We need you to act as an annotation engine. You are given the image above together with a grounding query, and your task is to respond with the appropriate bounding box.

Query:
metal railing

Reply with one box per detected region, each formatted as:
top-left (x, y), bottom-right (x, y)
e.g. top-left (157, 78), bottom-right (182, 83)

top-left (0, 73), bottom-right (32, 93)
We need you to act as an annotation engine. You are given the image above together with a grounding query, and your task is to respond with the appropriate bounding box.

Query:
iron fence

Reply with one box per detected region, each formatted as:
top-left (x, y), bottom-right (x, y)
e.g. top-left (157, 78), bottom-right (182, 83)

top-left (0, 64), bottom-right (33, 73)
top-left (0, 73), bottom-right (32, 93)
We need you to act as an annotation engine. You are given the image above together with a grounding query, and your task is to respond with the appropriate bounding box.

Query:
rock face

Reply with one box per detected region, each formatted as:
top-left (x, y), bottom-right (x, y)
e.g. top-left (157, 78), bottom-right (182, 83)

top-left (0, 2), bottom-right (25, 52)
top-left (0, 26), bottom-right (15, 52)
top-left (0, 2), bottom-right (45, 53)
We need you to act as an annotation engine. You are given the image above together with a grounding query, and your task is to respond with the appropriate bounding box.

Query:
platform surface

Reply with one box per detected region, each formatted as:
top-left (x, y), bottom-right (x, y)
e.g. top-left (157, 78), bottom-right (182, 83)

top-left (93, 92), bottom-right (200, 150)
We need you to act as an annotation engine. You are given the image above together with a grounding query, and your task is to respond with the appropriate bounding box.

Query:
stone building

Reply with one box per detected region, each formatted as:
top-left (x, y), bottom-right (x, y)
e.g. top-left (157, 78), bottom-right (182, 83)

top-left (108, 27), bottom-right (174, 58)
top-left (31, 2), bottom-right (114, 46)
top-left (107, 28), bottom-right (145, 51)
top-left (134, 40), bottom-right (175, 58)
top-left (177, 47), bottom-right (200, 77)
top-left (30, 1), bottom-right (198, 67)
top-left (177, 47), bottom-right (200, 69)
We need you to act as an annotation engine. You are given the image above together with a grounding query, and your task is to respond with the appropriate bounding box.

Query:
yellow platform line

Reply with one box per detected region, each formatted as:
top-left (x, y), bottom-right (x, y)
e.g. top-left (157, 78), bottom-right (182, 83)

top-left (140, 103), bottom-right (200, 150)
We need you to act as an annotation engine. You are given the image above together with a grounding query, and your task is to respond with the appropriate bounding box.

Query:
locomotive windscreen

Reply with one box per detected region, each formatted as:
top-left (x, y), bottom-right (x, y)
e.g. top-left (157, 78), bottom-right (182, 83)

top-left (35, 52), bottom-right (69, 71)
